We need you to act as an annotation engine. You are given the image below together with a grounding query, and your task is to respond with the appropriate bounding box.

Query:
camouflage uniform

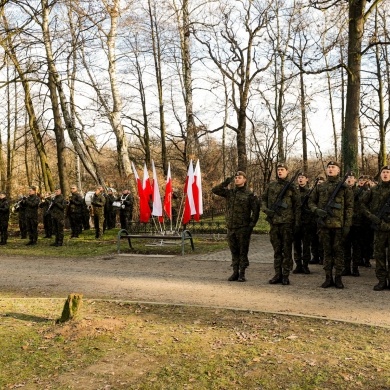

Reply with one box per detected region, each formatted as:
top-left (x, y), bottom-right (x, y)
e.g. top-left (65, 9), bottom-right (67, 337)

top-left (262, 175), bottom-right (301, 283)
top-left (24, 193), bottom-right (40, 245)
top-left (308, 174), bottom-right (353, 288)
top-left (91, 192), bottom-right (106, 238)
top-left (68, 192), bottom-right (84, 238)
top-left (0, 195), bottom-right (10, 245)
top-left (50, 193), bottom-right (65, 246)
top-left (212, 175), bottom-right (260, 281)
top-left (360, 177), bottom-right (390, 290)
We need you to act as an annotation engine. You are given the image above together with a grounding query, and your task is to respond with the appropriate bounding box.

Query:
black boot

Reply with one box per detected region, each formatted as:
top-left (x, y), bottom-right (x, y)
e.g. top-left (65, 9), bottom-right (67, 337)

top-left (228, 268), bottom-right (239, 282)
top-left (238, 268), bottom-right (246, 282)
top-left (334, 276), bottom-right (344, 289)
top-left (269, 274), bottom-right (282, 284)
top-left (292, 261), bottom-right (304, 274)
top-left (373, 280), bottom-right (387, 291)
top-left (282, 276), bottom-right (290, 285)
top-left (321, 275), bottom-right (334, 288)
top-left (351, 267), bottom-right (360, 277)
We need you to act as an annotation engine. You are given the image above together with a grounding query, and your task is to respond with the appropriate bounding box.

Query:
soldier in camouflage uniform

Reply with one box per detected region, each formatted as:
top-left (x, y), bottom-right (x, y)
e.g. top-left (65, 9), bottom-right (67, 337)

top-left (360, 166), bottom-right (390, 291)
top-left (308, 161), bottom-right (353, 289)
top-left (261, 164), bottom-right (301, 285)
top-left (0, 191), bottom-right (10, 245)
top-left (23, 186), bottom-right (41, 246)
top-left (50, 187), bottom-right (65, 247)
top-left (212, 171), bottom-right (260, 282)
top-left (67, 185), bottom-right (84, 238)
top-left (91, 185), bottom-right (106, 239)
top-left (293, 172), bottom-right (315, 274)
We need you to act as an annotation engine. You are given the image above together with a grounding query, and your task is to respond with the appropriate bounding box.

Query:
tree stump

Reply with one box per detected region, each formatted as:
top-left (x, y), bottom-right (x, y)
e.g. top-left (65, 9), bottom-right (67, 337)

top-left (56, 293), bottom-right (83, 323)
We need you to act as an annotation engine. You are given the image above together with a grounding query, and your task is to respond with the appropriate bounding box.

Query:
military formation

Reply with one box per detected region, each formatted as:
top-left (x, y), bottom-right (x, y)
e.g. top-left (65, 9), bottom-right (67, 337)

top-left (213, 161), bottom-right (390, 291)
top-left (0, 185), bottom-right (134, 247)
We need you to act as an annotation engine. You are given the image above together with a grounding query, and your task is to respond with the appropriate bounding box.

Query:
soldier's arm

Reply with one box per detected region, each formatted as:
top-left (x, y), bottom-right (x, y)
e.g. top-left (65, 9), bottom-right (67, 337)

top-left (211, 180), bottom-right (232, 198)
top-left (343, 186), bottom-right (354, 227)
top-left (249, 194), bottom-right (260, 228)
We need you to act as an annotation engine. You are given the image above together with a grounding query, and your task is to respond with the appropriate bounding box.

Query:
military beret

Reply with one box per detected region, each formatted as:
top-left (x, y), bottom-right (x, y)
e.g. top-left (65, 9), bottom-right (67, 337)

top-left (348, 171), bottom-right (355, 177)
top-left (54, 185), bottom-right (61, 190)
top-left (358, 175), bottom-right (369, 180)
top-left (29, 185), bottom-right (37, 191)
top-left (297, 172), bottom-right (308, 178)
top-left (327, 161), bottom-right (340, 169)
top-left (317, 175), bottom-right (325, 181)
top-left (277, 163), bottom-right (288, 170)
top-left (380, 165), bottom-right (390, 172)
top-left (235, 171), bottom-right (247, 178)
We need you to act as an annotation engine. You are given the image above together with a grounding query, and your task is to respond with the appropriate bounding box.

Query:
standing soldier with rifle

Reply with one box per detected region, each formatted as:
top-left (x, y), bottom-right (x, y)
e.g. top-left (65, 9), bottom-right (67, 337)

top-left (308, 161), bottom-right (353, 289)
top-left (261, 163), bottom-right (301, 286)
top-left (361, 165), bottom-right (390, 291)
top-left (293, 173), bottom-right (319, 275)
top-left (91, 185), bottom-right (106, 239)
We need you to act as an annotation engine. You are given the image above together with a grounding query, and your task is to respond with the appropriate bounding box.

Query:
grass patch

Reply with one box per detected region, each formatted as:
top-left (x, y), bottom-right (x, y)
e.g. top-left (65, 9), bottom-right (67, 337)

top-left (0, 299), bottom-right (389, 389)
top-left (2, 228), bottom-right (228, 258)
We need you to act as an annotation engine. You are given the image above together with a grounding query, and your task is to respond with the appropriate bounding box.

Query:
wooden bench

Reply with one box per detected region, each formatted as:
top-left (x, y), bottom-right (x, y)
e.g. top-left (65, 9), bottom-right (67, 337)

top-left (116, 229), bottom-right (195, 256)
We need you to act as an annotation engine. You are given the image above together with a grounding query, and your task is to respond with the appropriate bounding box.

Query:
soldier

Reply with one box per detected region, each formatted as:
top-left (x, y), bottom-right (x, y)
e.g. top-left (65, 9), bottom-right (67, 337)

top-left (261, 163), bottom-right (301, 285)
top-left (361, 165), bottom-right (390, 291)
top-left (308, 161), bottom-right (353, 289)
top-left (293, 172), bottom-right (316, 274)
top-left (212, 171), bottom-right (260, 282)
top-left (118, 188), bottom-right (134, 231)
top-left (50, 186), bottom-right (65, 247)
top-left (0, 191), bottom-right (10, 245)
top-left (67, 185), bottom-right (84, 238)
top-left (91, 185), bottom-right (106, 239)
top-left (24, 186), bottom-right (41, 245)
top-left (14, 195), bottom-right (27, 239)
top-left (104, 188), bottom-right (116, 230)
top-left (39, 192), bottom-right (53, 238)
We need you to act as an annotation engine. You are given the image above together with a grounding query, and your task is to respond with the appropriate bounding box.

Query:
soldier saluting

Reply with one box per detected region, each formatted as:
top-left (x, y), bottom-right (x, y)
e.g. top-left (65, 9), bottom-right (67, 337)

top-left (308, 161), bottom-right (353, 289)
top-left (361, 165), bottom-right (390, 291)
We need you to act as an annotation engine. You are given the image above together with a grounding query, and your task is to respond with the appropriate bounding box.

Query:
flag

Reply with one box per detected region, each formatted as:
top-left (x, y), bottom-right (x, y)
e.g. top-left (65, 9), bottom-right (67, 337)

top-left (163, 162), bottom-right (172, 220)
top-left (131, 161), bottom-right (143, 197)
top-left (131, 162), bottom-right (151, 223)
top-left (182, 160), bottom-right (196, 224)
top-left (193, 160), bottom-right (203, 221)
top-left (151, 160), bottom-right (163, 221)
top-left (143, 163), bottom-right (153, 201)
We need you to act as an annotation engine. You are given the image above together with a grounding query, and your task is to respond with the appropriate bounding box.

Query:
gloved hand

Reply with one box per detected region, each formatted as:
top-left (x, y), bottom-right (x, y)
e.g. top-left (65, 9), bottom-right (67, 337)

top-left (264, 209), bottom-right (275, 218)
top-left (342, 226), bottom-right (350, 237)
top-left (315, 208), bottom-right (328, 218)
top-left (222, 176), bottom-right (234, 186)
top-left (369, 214), bottom-right (381, 225)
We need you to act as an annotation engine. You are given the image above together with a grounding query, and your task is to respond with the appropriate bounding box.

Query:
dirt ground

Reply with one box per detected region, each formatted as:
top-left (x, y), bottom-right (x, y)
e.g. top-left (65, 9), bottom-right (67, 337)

top-left (1, 234), bottom-right (389, 328)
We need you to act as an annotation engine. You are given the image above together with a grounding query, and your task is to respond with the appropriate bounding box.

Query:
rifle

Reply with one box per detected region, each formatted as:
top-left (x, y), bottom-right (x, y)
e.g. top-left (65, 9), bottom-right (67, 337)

top-left (371, 192), bottom-right (390, 230)
top-left (267, 170), bottom-right (300, 220)
top-left (301, 178), bottom-right (320, 209)
top-left (317, 169), bottom-right (351, 227)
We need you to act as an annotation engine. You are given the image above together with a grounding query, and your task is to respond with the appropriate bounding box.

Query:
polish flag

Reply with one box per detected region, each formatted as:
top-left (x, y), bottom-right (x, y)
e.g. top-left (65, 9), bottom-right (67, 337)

top-left (131, 162), bottom-right (151, 223)
top-left (151, 160), bottom-right (163, 221)
top-left (143, 163), bottom-right (153, 201)
top-left (131, 161), bottom-right (143, 198)
top-left (192, 160), bottom-right (203, 221)
top-left (163, 163), bottom-right (172, 220)
top-left (182, 160), bottom-right (196, 224)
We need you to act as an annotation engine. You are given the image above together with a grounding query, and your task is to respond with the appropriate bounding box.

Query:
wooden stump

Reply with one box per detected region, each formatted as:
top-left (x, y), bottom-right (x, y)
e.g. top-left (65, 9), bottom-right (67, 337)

top-left (56, 293), bottom-right (83, 323)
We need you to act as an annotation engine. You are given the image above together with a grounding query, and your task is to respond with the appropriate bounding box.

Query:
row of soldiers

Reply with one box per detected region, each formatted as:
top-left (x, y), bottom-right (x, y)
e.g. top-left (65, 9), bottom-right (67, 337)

top-left (212, 161), bottom-right (390, 292)
top-left (0, 185), bottom-right (135, 247)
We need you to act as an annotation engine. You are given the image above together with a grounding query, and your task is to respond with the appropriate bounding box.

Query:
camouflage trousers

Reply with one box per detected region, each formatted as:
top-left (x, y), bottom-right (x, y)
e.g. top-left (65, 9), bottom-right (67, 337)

top-left (269, 223), bottom-right (293, 276)
top-left (227, 227), bottom-right (253, 270)
top-left (318, 228), bottom-right (344, 277)
top-left (52, 217), bottom-right (64, 245)
top-left (373, 230), bottom-right (390, 282)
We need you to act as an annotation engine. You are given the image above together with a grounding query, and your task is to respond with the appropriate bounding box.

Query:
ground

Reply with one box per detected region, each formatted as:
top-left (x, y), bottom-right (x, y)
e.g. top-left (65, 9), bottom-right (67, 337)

top-left (1, 234), bottom-right (389, 328)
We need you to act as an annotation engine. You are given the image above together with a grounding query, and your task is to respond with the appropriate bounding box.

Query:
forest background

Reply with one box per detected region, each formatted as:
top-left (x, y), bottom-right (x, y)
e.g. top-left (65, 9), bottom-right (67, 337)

top-left (0, 0), bottom-right (389, 214)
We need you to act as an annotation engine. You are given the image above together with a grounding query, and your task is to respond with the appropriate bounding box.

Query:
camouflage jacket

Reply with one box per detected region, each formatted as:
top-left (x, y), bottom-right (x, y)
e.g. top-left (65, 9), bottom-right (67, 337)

top-left (91, 193), bottom-right (106, 217)
top-left (212, 182), bottom-right (260, 230)
top-left (297, 184), bottom-right (314, 224)
top-left (351, 185), bottom-right (368, 226)
top-left (308, 176), bottom-right (353, 228)
top-left (360, 181), bottom-right (390, 231)
top-left (261, 178), bottom-right (301, 225)
top-left (68, 192), bottom-right (84, 215)
top-left (0, 198), bottom-right (10, 220)
top-left (24, 194), bottom-right (40, 219)
top-left (50, 195), bottom-right (65, 221)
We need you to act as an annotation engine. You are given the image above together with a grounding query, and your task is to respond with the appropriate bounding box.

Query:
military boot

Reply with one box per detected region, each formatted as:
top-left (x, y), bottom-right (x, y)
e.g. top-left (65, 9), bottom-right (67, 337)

top-left (321, 274), bottom-right (334, 288)
top-left (228, 268), bottom-right (239, 282)
top-left (334, 276), bottom-right (344, 289)
top-left (351, 267), bottom-right (360, 277)
top-left (282, 276), bottom-right (290, 285)
top-left (269, 274), bottom-right (282, 284)
top-left (238, 268), bottom-right (246, 282)
top-left (373, 280), bottom-right (387, 291)
top-left (292, 260), bottom-right (304, 274)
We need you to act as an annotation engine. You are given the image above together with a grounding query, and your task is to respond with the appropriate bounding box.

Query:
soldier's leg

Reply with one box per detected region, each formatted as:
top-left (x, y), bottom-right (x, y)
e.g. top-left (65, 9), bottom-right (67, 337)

top-left (293, 225), bottom-right (304, 273)
top-left (269, 225), bottom-right (283, 284)
top-left (319, 228), bottom-right (334, 287)
top-left (32, 217), bottom-right (38, 244)
top-left (342, 228), bottom-right (352, 276)
top-left (351, 226), bottom-right (362, 276)
top-left (227, 230), bottom-right (240, 281)
top-left (281, 223), bottom-right (294, 284)
top-left (301, 223), bottom-right (312, 273)
top-left (373, 231), bottom-right (388, 290)
top-left (333, 229), bottom-right (345, 288)
top-left (236, 228), bottom-right (252, 282)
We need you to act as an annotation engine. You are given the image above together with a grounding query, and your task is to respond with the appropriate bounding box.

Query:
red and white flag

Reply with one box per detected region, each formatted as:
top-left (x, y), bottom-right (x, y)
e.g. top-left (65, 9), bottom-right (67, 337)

top-left (131, 161), bottom-right (143, 198)
top-left (151, 160), bottom-right (163, 220)
top-left (192, 160), bottom-right (203, 221)
top-left (132, 162), bottom-right (151, 223)
top-left (163, 163), bottom-right (173, 220)
top-left (182, 160), bottom-right (196, 224)
top-left (143, 163), bottom-right (153, 200)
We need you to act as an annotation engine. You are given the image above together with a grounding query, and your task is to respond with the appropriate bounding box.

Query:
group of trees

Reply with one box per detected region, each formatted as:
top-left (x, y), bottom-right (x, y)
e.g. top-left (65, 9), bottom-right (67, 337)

top-left (0, 0), bottom-right (389, 200)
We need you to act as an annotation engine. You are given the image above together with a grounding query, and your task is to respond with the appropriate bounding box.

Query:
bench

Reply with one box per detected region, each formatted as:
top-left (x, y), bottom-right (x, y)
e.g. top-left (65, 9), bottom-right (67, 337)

top-left (116, 229), bottom-right (195, 256)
